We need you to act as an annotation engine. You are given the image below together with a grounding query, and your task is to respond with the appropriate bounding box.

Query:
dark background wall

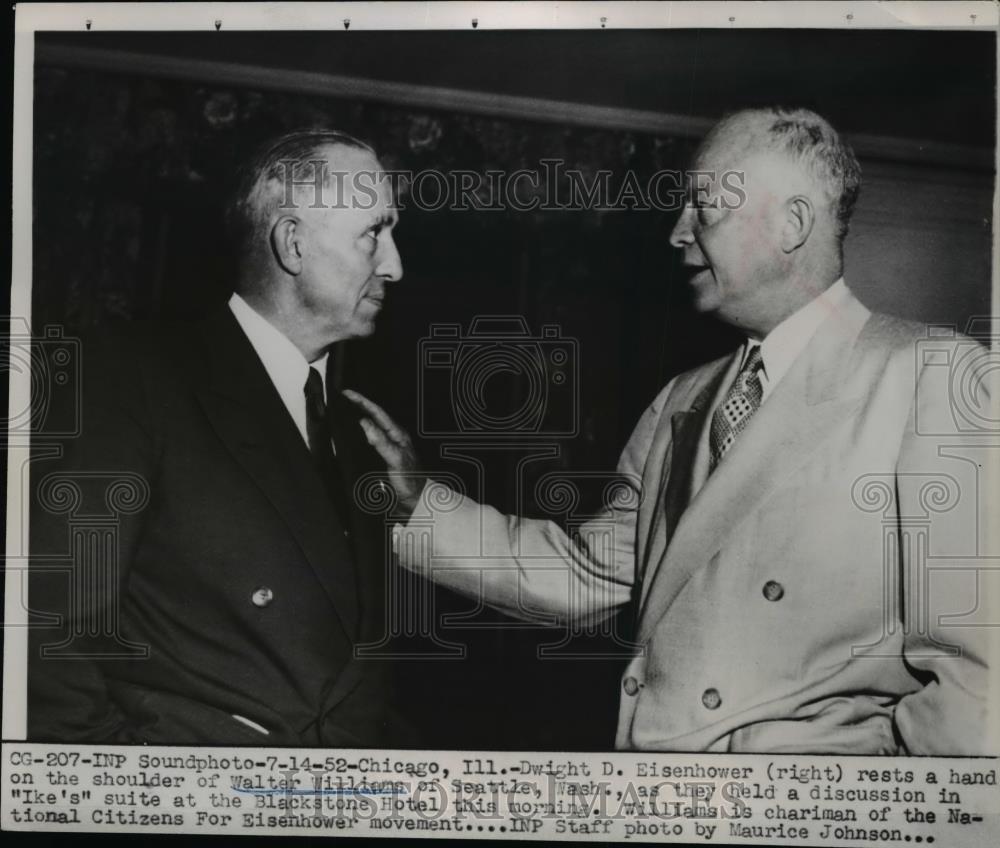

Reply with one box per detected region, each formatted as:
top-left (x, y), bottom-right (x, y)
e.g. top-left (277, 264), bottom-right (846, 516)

top-left (30, 29), bottom-right (995, 749)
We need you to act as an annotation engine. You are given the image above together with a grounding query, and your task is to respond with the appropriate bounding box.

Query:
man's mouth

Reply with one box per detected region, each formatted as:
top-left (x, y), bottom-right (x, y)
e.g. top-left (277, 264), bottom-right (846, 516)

top-left (363, 294), bottom-right (384, 308)
top-left (682, 264), bottom-right (711, 283)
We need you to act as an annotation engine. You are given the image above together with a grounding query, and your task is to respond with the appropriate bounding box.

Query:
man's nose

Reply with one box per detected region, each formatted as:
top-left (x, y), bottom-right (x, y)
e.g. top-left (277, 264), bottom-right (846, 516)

top-left (669, 206), bottom-right (695, 249)
top-left (377, 234), bottom-right (403, 282)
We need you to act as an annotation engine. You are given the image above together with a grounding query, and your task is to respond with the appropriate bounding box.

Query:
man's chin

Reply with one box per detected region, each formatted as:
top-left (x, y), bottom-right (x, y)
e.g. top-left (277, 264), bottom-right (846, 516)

top-left (691, 287), bottom-right (722, 314)
top-left (334, 319), bottom-right (378, 343)
top-left (686, 271), bottom-right (721, 312)
top-left (354, 319), bottom-right (378, 338)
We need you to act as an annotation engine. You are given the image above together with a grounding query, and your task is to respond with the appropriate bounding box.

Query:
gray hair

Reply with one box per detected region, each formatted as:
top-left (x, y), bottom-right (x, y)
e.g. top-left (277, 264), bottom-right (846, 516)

top-left (708, 107), bottom-right (862, 243)
top-left (226, 129), bottom-right (375, 258)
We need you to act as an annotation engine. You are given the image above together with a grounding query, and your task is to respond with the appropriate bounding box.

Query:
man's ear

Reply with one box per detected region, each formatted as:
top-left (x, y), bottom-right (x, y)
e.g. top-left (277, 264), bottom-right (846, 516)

top-left (780, 195), bottom-right (814, 253)
top-left (270, 215), bottom-right (304, 275)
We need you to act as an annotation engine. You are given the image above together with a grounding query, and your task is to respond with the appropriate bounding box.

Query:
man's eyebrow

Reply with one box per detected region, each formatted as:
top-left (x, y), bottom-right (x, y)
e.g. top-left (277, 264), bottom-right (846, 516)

top-left (686, 183), bottom-right (720, 206)
top-left (367, 211), bottom-right (397, 228)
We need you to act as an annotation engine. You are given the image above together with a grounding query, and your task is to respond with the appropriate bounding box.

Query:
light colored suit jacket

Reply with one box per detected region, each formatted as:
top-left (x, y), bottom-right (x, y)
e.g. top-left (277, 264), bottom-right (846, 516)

top-left (399, 290), bottom-right (994, 754)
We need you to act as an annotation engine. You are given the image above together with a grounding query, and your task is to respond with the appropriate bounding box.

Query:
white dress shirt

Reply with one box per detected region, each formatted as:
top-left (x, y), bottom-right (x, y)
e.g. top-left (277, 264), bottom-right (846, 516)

top-left (691, 278), bottom-right (851, 490)
top-left (228, 292), bottom-right (329, 447)
top-left (737, 277), bottom-right (851, 401)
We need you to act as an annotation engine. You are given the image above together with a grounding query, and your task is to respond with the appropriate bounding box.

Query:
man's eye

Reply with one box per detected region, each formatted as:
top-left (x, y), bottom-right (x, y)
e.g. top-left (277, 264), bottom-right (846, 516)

top-left (696, 203), bottom-right (723, 227)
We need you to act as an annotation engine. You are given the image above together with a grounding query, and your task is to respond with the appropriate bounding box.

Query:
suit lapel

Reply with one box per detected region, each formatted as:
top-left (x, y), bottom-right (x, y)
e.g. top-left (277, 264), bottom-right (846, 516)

top-left (193, 310), bottom-right (360, 639)
top-left (637, 293), bottom-right (872, 643)
top-left (637, 362), bottom-right (731, 612)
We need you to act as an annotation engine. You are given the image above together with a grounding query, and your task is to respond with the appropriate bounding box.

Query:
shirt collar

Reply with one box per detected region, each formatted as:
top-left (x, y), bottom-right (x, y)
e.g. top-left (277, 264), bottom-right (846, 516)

top-left (228, 293), bottom-right (329, 440)
top-left (740, 278), bottom-right (850, 390)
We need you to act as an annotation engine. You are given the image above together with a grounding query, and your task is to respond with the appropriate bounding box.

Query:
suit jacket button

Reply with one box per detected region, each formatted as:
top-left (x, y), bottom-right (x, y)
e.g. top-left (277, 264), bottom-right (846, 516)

top-left (702, 688), bottom-right (722, 710)
top-left (623, 676), bottom-right (641, 696)
top-left (762, 580), bottom-right (785, 601)
top-left (251, 586), bottom-right (274, 608)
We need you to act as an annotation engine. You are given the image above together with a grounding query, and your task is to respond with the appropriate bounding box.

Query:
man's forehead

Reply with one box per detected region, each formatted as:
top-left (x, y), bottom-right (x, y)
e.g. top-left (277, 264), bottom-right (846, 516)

top-left (293, 144), bottom-right (397, 214)
top-left (691, 133), bottom-right (807, 193)
top-left (311, 143), bottom-right (387, 185)
top-left (696, 111), bottom-right (780, 164)
top-left (694, 130), bottom-right (750, 170)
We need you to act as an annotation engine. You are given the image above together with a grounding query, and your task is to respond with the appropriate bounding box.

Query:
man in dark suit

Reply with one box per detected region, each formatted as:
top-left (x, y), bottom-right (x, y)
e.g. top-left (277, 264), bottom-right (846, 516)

top-left (28, 129), bottom-right (408, 745)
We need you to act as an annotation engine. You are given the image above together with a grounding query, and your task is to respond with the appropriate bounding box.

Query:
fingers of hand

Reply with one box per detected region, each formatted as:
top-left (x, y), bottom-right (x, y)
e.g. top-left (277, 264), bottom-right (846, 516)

top-left (340, 388), bottom-right (366, 401)
top-left (358, 417), bottom-right (378, 445)
top-left (342, 389), bottom-right (402, 438)
top-left (354, 409), bottom-right (398, 447)
top-left (343, 390), bottom-right (393, 433)
top-left (359, 418), bottom-right (395, 455)
top-left (341, 389), bottom-right (372, 411)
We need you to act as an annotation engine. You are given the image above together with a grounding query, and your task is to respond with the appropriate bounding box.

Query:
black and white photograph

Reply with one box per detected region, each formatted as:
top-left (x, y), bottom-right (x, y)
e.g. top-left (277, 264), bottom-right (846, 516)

top-left (4, 1), bottom-right (999, 844)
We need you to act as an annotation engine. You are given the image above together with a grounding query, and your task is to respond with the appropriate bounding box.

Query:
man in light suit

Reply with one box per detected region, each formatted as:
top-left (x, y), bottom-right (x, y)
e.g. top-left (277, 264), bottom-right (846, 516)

top-left (29, 130), bottom-right (411, 745)
top-left (352, 107), bottom-right (993, 754)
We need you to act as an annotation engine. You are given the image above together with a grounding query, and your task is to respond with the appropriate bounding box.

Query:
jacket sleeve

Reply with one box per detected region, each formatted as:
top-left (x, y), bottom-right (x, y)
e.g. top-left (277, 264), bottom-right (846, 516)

top-left (28, 330), bottom-right (159, 742)
top-left (892, 338), bottom-right (996, 755)
top-left (395, 383), bottom-right (674, 624)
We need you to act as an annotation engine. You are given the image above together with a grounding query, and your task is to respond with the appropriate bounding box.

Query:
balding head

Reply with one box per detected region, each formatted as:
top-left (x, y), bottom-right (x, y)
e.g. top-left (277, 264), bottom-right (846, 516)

top-left (699, 107), bottom-right (861, 245)
top-left (225, 129), bottom-right (404, 360)
top-left (227, 129), bottom-right (376, 272)
top-left (670, 107), bottom-right (861, 337)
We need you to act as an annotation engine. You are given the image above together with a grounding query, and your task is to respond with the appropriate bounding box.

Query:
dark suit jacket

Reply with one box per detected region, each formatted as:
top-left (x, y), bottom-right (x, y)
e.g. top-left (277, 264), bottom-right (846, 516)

top-left (28, 307), bottom-right (411, 746)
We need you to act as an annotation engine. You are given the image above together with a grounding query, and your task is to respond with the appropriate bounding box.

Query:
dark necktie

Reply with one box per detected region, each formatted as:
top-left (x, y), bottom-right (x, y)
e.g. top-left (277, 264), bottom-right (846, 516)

top-left (709, 346), bottom-right (765, 470)
top-left (304, 367), bottom-right (354, 530)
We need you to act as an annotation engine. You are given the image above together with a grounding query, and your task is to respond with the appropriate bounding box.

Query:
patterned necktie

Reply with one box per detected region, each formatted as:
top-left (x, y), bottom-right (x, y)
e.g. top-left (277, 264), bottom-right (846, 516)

top-left (709, 346), bottom-right (765, 470)
top-left (304, 367), bottom-right (354, 530)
